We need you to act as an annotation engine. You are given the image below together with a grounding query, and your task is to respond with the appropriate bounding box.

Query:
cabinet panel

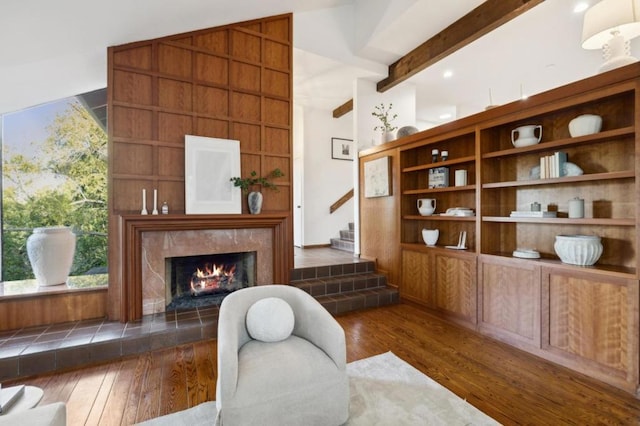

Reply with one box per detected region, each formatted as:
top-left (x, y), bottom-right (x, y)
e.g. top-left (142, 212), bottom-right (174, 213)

top-left (543, 269), bottom-right (639, 389)
top-left (401, 249), bottom-right (433, 306)
top-left (434, 252), bottom-right (477, 324)
top-left (479, 256), bottom-right (541, 348)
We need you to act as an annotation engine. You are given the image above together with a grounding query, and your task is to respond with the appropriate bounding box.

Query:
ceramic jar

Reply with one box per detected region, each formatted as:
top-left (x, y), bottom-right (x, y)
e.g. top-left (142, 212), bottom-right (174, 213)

top-left (26, 226), bottom-right (76, 286)
top-left (554, 235), bottom-right (602, 266)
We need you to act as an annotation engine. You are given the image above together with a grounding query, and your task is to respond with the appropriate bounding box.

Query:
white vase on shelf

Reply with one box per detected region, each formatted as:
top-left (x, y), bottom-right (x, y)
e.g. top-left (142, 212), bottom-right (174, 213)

top-left (26, 226), bottom-right (76, 286)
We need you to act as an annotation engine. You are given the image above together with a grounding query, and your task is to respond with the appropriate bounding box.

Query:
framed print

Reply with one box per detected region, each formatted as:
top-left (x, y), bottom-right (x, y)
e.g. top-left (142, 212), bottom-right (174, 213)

top-left (185, 135), bottom-right (242, 214)
top-left (364, 156), bottom-right (392, 198)
top-left (331, 137), bottom-right (354, 161)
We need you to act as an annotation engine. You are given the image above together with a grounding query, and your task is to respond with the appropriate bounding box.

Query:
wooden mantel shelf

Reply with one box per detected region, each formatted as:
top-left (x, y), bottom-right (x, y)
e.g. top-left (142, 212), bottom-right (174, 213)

top-left (112, 213), bottom-right (292, 322)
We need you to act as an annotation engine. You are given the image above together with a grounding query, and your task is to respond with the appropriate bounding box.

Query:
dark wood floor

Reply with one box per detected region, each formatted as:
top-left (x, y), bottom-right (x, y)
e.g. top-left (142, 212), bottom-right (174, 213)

top-left (9, 303), bottom-right (640, 425)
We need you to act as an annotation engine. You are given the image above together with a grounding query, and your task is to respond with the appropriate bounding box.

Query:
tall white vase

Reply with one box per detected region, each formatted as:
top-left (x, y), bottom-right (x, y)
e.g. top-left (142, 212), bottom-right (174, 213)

top-left (248, 191), bottom-right (263, 214)
top-left (26, 226), bottom-right (76, 286)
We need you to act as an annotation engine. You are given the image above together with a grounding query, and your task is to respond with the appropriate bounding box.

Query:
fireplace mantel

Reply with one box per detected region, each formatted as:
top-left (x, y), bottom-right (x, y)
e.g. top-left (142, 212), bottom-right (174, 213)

top-left (110, 213), bottom-right (292, 321)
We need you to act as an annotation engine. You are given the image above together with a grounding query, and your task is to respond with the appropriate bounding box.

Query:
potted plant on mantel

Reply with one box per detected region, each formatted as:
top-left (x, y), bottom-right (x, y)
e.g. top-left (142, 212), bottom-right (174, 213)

top-left (230, 168), bottom-right (284, 214)
top-left (372, 102), bottom-right (398, 145)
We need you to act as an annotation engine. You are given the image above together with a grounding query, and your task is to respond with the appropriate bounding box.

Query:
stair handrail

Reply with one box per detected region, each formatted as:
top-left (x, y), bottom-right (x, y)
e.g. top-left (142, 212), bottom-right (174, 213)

top-left (329, 189), bottom-right (354, 214)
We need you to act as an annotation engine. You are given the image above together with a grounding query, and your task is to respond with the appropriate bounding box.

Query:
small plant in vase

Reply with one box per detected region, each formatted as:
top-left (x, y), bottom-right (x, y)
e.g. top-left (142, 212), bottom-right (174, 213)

top-left (230, 168), bottom-right (284, 214)
top-left (372, 103), bottom-right (398, 144)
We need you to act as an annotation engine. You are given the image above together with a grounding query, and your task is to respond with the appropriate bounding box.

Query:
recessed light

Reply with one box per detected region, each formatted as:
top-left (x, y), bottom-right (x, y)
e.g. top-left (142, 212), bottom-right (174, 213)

top-left (443, 70), bottom-right (453, 79)
top-left (573, 2), bottom-right (589, 13)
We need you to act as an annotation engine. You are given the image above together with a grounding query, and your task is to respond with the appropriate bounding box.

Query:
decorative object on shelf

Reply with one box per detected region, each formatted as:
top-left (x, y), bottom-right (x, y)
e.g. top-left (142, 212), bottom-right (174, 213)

top-left (397, 126), bottom-right (419, 138)
top-left (428, 167), bottom-right (449, 188)
top-left (581, 0), bottom-right (640, 73)
top-left (554, 235), bottom-right (603, 266)
top-left (363, 156), bottom-right (392, 198)
top-left (445, 231), bottom-right (467, 250)
top-left (529, 162), bottom-right (583, 179)
top-left (26, 226), bottom-right (76, 286)
top-left (185, 135), bottom-right (242, 214)
top-left (431, 149), bottom-right (439, 163)
top-left (441, 207), bottom-right (474, 216)
top-left (512, 248), bottom-right (541, 259)
top-left (454, 169), bottom-right (467, 186)
top-left (161, 201), bottom-right (169, 214)
top-left (568, 114), bottom-right (603, 137)
top-left (422, 229), bottom-right (439, 246)
top-left (372, 103), bottom-right (398, 145)
top-left (331, 137), bottom-right (354, 161)
top-left (510, 211), bottom-right (557, 218)
top-left (417, 198), bottom-right (436, 216)
top-left (440, 151), bottom-right (449, 161)
top-left (230, 168), bottom-right (284, 214)
top-left (568, 197), bottom-right (585, 218)
top-left (511, 124), bottom-right (542, 148)
top-left (141, 188), bottom-right (148, 215)
top-left (531, 201), bottom-right (541, 211)
top-left (152, 189), bottom-right (159, 215)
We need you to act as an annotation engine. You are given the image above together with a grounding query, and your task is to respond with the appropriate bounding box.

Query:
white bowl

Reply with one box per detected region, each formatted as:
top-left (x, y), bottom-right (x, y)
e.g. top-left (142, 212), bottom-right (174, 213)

top-left (554, 235), bottom-right (603, 266)
top-left (568, 114), bottom-right (602, 137)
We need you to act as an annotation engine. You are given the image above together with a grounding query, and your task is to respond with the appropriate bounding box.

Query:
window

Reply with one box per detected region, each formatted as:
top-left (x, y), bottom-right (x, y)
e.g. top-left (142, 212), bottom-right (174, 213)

top-left (1, 89), bottom-right (108, 282)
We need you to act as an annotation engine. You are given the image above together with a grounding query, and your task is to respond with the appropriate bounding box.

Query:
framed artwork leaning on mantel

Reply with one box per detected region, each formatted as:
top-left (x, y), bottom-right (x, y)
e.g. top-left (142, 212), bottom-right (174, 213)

top-left (184, 135), bottom-right (242, 214)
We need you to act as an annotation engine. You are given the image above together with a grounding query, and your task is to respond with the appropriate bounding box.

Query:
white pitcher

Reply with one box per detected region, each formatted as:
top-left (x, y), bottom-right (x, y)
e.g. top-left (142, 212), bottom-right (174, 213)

top-left (511, 124), bottom-right (542, 148)
top-left (417, 198), bottom-right (436, 216)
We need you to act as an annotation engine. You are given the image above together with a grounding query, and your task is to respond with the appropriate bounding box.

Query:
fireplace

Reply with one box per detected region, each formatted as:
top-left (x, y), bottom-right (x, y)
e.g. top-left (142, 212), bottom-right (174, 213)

top-left (165, 251), bottom-right (256, 310)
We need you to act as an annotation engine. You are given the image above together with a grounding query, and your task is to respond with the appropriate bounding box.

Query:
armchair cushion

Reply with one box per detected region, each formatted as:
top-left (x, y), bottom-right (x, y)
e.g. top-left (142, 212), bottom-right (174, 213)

top-left (246, 297), bottom-right (294, 342)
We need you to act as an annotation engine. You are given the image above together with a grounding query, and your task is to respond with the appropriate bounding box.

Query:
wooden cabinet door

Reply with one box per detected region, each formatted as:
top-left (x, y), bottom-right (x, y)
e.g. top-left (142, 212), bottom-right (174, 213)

top-left (401, 249), bottom-right (434, 307)
top-left (543, 268), bottom-right (639, 393)
top-left (478, 256), bottom-right (541, 349)
top-left (433, 252), bottom-right (477, 326)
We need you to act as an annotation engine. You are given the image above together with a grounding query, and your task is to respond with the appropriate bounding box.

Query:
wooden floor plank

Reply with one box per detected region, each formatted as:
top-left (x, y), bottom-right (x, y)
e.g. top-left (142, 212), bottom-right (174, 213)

top-left (65, 364), bottom-right (109, 425)
top-left (158, 346), bottom-right (189, 417)
top-left (9, 304), bottom-right (640, 425)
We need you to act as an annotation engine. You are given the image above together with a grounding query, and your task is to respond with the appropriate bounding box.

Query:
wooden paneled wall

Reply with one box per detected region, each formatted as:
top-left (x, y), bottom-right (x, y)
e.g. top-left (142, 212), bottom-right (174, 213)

top-left (107, 14), bottom-right (293, 320)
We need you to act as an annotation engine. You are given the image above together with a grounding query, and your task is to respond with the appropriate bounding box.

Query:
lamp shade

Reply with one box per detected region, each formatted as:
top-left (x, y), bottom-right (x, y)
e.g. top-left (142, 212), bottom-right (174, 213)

top-left (582, 0), bottom-right (640, 49)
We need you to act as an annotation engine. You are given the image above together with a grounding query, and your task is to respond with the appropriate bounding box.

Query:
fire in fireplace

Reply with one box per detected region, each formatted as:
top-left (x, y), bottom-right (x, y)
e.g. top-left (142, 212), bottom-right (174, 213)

top-left (166, 251), bottom-right (256, 310)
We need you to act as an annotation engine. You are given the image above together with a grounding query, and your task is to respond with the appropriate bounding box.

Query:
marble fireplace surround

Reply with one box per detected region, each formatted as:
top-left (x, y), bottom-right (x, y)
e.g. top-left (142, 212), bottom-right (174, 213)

top-left (142, 228), bottom-right (271, 315)
top-left (114, 214), bottom-right (290, 321)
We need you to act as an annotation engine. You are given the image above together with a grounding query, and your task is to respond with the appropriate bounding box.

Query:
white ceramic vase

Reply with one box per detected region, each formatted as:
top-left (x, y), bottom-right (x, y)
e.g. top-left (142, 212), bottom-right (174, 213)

top-left (26, 226), bottom-right (76, 286)
top-left (248, 191), bottom-right (263, 214)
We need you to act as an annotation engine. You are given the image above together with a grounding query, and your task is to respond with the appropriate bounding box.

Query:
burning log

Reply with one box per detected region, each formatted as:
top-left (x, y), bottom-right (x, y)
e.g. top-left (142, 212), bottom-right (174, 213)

top-left (190, 263), bottom-right (236, 296)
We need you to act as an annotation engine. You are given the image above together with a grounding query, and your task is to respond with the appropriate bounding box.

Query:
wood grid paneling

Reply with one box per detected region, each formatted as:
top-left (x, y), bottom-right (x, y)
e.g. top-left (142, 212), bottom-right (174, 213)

top-left (107, 14), bottom-right (293, 320)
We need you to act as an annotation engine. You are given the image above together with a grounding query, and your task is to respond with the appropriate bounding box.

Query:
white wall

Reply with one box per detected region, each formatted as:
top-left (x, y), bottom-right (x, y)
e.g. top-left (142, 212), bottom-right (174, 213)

top-left (299, 106), bottom-right (355, 246)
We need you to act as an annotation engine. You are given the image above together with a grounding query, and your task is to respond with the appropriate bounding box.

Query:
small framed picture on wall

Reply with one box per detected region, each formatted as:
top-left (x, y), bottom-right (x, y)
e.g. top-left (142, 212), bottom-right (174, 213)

top-left (331, 137), bottom-right (354, 161)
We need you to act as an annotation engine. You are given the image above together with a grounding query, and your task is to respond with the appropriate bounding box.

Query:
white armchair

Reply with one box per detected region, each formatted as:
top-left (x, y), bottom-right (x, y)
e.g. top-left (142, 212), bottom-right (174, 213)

top-left (215, 285), bottom-right (349, 426)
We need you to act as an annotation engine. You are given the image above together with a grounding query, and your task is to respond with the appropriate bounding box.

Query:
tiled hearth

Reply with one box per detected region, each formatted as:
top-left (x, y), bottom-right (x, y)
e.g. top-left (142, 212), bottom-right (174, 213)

top-left (0, 306), bottom-right (218, 381)
top-left (0, 248), bottom-right (396, 381)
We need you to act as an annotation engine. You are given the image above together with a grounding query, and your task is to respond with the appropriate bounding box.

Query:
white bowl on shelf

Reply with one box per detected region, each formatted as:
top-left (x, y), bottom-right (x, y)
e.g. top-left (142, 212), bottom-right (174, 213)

top-left (554, 235), bottom-right (603, 266)
top-left (568, 114), bottom-right (602, 137)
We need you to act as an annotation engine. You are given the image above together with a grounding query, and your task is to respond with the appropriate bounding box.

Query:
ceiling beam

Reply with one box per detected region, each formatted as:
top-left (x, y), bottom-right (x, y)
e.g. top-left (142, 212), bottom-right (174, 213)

top-left (376, 0), bottom-right (546, 93)
top-left (332, 99), bottom-right (353, 118)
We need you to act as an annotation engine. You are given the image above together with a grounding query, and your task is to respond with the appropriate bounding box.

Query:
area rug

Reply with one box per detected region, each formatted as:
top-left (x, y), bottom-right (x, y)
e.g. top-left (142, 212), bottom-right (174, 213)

top-left (137, 351), bottom-right (500, 425)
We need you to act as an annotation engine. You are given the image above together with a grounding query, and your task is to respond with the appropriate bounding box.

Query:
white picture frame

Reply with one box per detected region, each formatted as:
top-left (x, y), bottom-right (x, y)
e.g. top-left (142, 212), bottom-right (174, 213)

top-left (185, 135), bottom-right (242, 214)
top-left (364, 156), bottom-right (392, 198)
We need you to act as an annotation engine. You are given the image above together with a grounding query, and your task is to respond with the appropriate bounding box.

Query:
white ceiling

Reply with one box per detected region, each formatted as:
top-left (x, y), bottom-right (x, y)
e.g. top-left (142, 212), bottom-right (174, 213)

top-left (1, 0), bottom-right (637, 127)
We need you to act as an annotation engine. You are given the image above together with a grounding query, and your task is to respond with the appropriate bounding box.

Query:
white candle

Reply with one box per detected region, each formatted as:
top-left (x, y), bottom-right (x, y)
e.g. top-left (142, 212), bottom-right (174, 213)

top-left (141, 189), bottom-right (148, 215)
top-left (152, 189), bottom-right (159, 215)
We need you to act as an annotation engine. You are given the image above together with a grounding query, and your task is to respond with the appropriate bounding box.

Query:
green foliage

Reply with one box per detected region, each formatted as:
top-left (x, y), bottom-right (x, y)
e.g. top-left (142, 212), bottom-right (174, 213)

top-left (230, 168), bottom-right (284, 193)
top-left (2, 101), bottom-right (108, 281)
top-left (371, 103), bottom-right (398, 133)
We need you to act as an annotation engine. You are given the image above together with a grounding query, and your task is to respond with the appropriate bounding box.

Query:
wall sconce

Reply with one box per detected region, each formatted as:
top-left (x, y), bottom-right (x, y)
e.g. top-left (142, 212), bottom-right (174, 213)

top-left (582, 0), bottom-right (640, 72)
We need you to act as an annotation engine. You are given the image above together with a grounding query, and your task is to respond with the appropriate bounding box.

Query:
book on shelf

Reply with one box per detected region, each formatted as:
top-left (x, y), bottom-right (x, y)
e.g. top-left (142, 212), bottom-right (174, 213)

top-left (539, 151), bottom-right (567, 179)
top-left (510, 211), bottom-right (557, 218)
top-left (0, 384), bottom-right (25, 414)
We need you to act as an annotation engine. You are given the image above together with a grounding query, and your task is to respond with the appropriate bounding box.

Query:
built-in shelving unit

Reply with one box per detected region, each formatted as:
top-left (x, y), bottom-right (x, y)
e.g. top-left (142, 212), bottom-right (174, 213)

top-left (362, 63), bottom-right (640, 396)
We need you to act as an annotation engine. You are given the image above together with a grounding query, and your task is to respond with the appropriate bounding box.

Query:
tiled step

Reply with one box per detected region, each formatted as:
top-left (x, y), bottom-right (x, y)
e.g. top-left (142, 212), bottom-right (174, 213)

top-left (330, 238), bottom-right (354, 252)
top-left (290, 260), bottom-right (399, 316)
top-left (339, 229), bottom-right (354, 241)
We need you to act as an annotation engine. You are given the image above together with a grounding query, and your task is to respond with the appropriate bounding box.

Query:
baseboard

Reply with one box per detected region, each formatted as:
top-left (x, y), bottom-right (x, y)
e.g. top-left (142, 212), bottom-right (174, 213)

top-left (301, 243), bottom-right (331, 249)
